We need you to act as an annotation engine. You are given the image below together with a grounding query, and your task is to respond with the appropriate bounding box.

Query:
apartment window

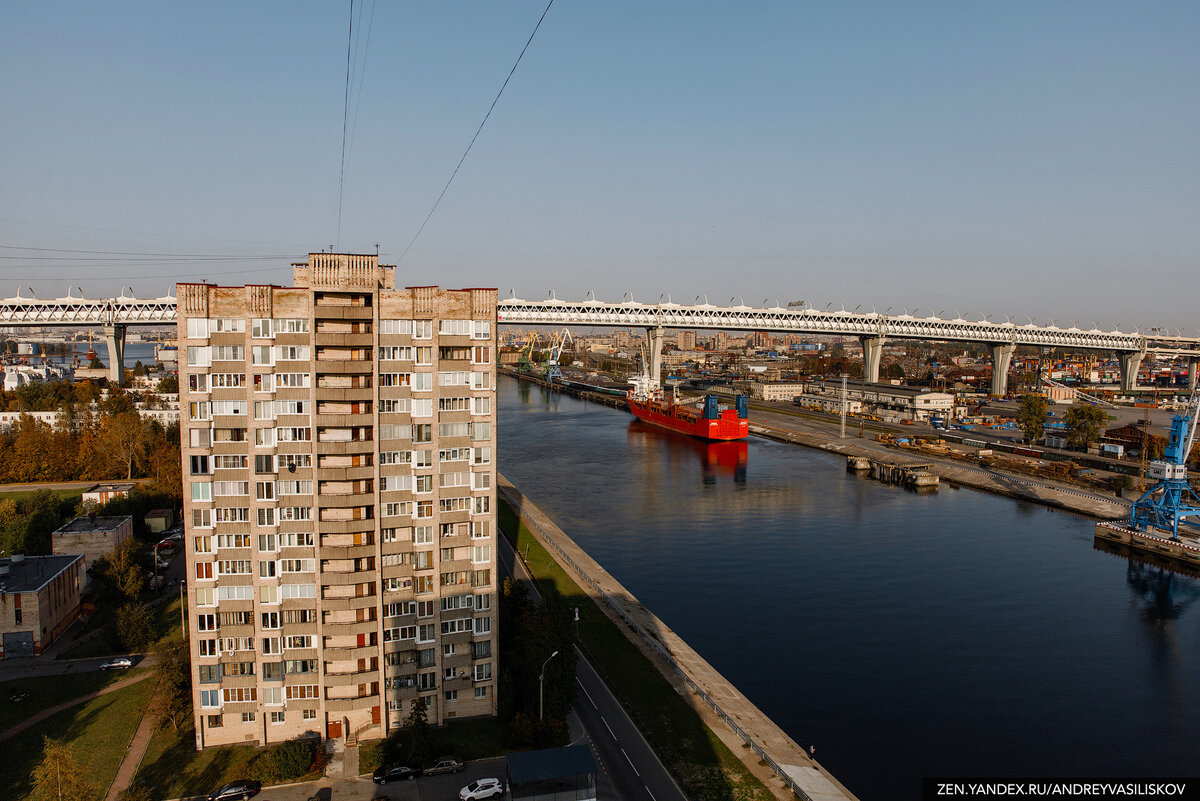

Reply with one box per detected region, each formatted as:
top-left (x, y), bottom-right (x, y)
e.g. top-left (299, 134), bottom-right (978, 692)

top-left (241, 712), bottom-right (256, 723)
top-left (200, 690), bottom-right (221, 708)
top-left (270, 712), bottom-right (285, 724)
top-left (415, 576), bottom-right (434, 594)
top-left (413, 526), bottom-right (433, 545)
top-left (413, 320), bottom-right (433, 339)
top-left (189, 428), bottom-right (212, 448)
top-left (472, 320), bottom-right (490, 339)
top-left (302, 709), bottom-right (317, 720)
top-left (474, 686), bottom-right (488, 700)
top-left (473, 663), bottom-right (493, 682)
top-left (444, 690), bottom-right (458, 702)
top-left (190, 455), bottom-right (210, 475)
top-left (198, 664), bottom-right (221, 683)
top-left (261, 612), bottom-right (280, 629)
top-left (471, 640), bottom-right (491, 660)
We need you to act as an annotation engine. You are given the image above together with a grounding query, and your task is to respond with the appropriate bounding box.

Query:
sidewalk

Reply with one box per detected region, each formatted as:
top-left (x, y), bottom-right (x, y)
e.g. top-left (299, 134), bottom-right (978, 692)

top-left (105, 708), bottom-right (157, 801)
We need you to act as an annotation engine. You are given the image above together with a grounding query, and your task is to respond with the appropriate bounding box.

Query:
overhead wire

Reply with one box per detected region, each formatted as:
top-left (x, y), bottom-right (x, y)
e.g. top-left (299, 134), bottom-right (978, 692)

top-left (398, 0), bottom-right (557, 264)
top-left (336, 0), bottom-right (356, 250)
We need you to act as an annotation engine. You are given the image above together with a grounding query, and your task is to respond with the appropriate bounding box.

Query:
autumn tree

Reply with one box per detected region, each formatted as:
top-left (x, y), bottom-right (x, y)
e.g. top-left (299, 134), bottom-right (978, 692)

top-left (1017, 393), bottom-right (1048, 444)
top-left (31, 738), bottom-right (95, 801)
top-left (1063, 403), bottom-right (1109, 449)
top-left (90, 536), bottom-right (147, 601)
top-left (100, 411), bottom-right (145, 479)
top-left (116, 602), bottom-right (154, 652)
top-left (148, 638), bottom-right (191, 730)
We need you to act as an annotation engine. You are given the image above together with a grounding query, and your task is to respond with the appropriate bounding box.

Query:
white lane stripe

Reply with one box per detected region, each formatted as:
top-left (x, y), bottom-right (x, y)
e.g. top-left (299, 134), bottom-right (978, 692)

top-left (575, 677), bottom-right (598, 709)
top-left (602, 716), bottom-right (616, 739)
top-left (622, 748), bottom-right (640, 776)
top-left (645, 787), bottom-right (657, 801)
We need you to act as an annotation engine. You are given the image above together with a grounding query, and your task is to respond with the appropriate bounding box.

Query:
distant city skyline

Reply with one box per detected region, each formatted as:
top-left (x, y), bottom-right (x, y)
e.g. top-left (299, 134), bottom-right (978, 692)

top-left (2, 2), bottom-right (1198, 329)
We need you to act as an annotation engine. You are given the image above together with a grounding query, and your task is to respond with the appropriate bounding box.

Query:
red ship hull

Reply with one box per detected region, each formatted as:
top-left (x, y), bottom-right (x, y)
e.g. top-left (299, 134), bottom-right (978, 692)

top-left (627, 397), bottom-right (749, 441)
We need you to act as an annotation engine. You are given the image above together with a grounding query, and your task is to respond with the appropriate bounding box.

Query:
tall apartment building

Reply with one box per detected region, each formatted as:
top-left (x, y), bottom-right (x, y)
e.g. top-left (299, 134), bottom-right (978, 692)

top-left (179, 254), bottom-right (498, 749)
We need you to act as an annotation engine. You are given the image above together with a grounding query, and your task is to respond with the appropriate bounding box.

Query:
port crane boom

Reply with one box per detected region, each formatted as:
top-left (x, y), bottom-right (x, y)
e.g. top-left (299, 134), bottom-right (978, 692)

top-left (1130, 388), bottom-right (1200, 539)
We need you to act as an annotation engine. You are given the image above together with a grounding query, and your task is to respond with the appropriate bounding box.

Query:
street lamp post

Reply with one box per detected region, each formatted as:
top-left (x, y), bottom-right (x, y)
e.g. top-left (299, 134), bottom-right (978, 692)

top-left (539, 650), bottom-right (560, 720)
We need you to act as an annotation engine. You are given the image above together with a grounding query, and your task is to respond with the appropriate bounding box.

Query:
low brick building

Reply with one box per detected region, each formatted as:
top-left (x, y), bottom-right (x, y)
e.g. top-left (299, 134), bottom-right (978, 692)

top-left (82, 482), bottom-right (138, 506)
top-left (52, 515), bottom-right (134, 585)
top-left (0, 555), bottom-right (83, 657)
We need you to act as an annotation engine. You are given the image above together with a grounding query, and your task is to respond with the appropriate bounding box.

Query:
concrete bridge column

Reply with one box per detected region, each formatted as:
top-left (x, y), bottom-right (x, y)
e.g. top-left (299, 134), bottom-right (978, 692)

top-left (859, 336), bottom-right (885, 383)
top-left (1119, 351), bottom-right (1144, 392)
top-left (104, 324), bottom-right (126, 386)
top-left (646, 327), bottom-right (664, 386)
top-left (989, 343), bottom-right (1016, 396)
top-left (1189, 358), bottom-right (1198, 392)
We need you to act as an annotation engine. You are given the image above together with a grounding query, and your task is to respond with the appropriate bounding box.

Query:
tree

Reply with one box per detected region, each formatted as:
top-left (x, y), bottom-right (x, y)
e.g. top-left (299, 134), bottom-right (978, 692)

top-left (31, 738), bottom-right (95, 801)
top-left (91, 537), bottom-right (147, 602)
top-left (1063, 404), bottom-right (1109, 449)
top-left (401, 696), bottom-right (433, 763)
top-left (116, 602), bottom-right (154, 652)
top-left (156, 374), bottom-right (178, 394)
top-left (132, 360), bottom-right (146, 377)
top-left (1017, 393), bottom-right (1048, 444)
top-left (87, 355), bottom-right (105, 369)
top-left (148, 639), bottom-right (191, 730)
top-left (99, 411), bottom-right (145, 479)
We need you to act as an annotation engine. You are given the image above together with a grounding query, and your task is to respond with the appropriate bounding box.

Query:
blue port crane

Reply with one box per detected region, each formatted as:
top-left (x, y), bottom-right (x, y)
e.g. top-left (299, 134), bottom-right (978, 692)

top-left (544, 329), bottom-right (572, 383)
top-left (1130, 389), bottom-right (1200, 540)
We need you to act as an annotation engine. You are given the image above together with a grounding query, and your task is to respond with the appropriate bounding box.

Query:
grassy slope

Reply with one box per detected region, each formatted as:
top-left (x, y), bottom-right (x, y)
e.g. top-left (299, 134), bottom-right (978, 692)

top-left (2, 672), bottom-right (154, 800)
top-left (0, 668), bottom-right (141, 731)
top-left (498, 500), bottom-right (771, 801)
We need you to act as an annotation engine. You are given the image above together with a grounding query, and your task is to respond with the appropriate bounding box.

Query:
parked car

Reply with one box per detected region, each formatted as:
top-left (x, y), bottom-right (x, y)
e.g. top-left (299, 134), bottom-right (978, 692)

top-left (7, 688), bottom-right (28, 702)
top-left (425, 755), bottom-right (464, 775)
top-left (100, 657), bottom-right (133, 670)
top-left (459, 778), bottom-right (505, 801)
top-left (206, 780), bottom-right (261, 800)
top-left (373, 763), bottom-right (422, 783)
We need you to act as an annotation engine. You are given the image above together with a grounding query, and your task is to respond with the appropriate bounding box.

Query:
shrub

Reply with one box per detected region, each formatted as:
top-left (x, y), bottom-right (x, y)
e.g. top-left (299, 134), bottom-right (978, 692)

top-left (273, 738), bottom-right (318, 781)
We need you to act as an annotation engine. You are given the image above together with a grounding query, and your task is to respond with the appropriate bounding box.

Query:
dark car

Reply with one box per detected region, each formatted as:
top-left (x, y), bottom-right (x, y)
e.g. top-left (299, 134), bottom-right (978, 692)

top-left (425, 755), bottom-right (464, 775)
top-left (207, 779), bottom-right (262, 800)
top-left (372, 763), bottom-right (422, 783)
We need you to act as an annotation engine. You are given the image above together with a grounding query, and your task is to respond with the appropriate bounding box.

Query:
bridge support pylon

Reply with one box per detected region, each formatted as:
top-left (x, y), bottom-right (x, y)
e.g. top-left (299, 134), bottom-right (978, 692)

top-left (646, 327), bottom-right (664, 386)
top-left (859, 336), bottom-right (885, 383)
top-left (104, 324), bottom-right (127, 386)
top-left (1119, 350), bottom-right (1144, 393)
top-left (1189, 358), bottom-right (1198, 392)
top-left (989, 343), bottom-right (1015, 396)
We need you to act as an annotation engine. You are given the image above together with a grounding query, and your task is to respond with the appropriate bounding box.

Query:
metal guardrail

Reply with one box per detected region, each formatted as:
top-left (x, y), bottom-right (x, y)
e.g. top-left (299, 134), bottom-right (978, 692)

top-left (500, 485), bottom-right (819, 801)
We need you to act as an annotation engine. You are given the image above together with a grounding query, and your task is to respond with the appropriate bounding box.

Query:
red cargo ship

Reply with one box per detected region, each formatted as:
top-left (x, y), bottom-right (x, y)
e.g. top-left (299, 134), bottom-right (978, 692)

top-left (627, 385), bottom-right (749, 441)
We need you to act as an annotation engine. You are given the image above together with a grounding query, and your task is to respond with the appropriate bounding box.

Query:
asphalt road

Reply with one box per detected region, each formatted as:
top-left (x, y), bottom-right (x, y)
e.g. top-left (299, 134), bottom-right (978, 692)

top-left (496, 534), bottom-right (687, 801)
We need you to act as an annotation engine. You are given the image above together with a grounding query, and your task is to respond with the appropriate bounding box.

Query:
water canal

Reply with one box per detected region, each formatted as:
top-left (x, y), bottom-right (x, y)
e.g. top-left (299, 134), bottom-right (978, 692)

top-left (497, 376), bottom-right (1200, 801)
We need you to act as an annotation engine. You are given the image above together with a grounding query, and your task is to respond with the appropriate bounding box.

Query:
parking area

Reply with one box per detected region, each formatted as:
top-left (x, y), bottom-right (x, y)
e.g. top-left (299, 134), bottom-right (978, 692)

top-left (252, 757), bottom-right (507, 801)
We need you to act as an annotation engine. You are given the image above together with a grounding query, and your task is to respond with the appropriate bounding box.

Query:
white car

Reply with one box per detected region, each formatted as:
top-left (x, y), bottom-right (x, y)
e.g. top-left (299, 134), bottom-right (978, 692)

top-left (459, 778), bottom-right (504, 801)
top-left (100, 657), bottom-right (133, 670)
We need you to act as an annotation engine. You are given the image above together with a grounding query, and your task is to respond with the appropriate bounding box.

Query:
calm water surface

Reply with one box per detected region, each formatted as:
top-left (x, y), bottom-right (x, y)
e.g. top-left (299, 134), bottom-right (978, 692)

top-left (497, 377), bottom-right (1200, 801)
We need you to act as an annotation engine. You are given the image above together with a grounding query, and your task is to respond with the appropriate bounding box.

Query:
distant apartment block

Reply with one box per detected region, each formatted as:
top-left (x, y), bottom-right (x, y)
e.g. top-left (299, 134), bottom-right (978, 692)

top-left (0, 554), bottom-right (83, 657)
top-left (179, 253), bottom-right (498, 748)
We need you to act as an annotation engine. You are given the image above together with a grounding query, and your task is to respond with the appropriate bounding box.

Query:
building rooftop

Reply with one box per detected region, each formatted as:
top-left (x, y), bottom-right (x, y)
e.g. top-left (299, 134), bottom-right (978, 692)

top-left (54, 515), bottom-right (133, 535)
top-left (506, 745), bottom-right (597, 783)
top-left (0, 554), bottom-right (82, 594)
top-left (807, 379), bottom-right (954, 397)
top-left (84, 482), bottom-right (138, 494)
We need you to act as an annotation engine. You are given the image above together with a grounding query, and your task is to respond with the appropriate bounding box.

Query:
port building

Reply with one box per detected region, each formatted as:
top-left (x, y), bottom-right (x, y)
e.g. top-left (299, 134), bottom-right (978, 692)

top-left (178, 253), bottom-right (498, 748)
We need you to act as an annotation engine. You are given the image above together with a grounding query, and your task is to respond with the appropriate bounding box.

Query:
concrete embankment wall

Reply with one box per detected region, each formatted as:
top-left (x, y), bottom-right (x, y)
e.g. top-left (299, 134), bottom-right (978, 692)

top-left (498, 474), bottom-right (860, 801)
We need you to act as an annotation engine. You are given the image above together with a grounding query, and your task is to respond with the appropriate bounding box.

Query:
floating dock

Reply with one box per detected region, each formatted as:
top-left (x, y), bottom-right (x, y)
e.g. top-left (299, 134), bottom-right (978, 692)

top-left (866, 459), bottom-right (939, 489)
top-left (1094, 521), bottom-right (1200, 570)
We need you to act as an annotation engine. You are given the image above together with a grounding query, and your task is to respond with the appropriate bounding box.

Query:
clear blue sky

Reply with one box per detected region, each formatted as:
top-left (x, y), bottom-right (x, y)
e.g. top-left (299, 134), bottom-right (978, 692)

top-left (2, 2), bottom-right (1198, 331)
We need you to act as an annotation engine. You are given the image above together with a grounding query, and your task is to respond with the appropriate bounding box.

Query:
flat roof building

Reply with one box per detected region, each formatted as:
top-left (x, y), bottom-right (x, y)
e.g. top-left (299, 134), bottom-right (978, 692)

top-left (0, 554), bottom-right (83, 658)
top-left (799, 380), bottom-right (955, 422)
top-left (52, 515), bottom-right (133, 585)
top-left (179, 253), bottom-right (498, 749)
top-left (82, 482), bottom-right (138, 506)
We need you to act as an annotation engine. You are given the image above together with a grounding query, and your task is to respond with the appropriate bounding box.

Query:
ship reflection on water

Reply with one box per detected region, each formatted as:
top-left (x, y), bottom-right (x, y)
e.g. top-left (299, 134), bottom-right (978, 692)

top-left (626, 420), bottom-right (748, 484)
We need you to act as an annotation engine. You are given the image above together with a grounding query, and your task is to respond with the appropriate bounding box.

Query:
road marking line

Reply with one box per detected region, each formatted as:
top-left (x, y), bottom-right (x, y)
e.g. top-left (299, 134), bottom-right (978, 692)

top-left (645, 786), bottom-right (657, 801)
top-left (622, 748), bottom-right (640, 776)
top-left (575, 677), bottom-right (597, 709)
top-left (602, 716), bottom-right (616, 739)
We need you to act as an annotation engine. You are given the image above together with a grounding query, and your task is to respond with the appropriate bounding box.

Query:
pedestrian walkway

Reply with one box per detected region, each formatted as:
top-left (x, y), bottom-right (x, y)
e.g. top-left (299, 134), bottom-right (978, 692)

top-left (0, 670), bottom-right (152, 743)
top-left (105, 708), bottom-right (156, 801)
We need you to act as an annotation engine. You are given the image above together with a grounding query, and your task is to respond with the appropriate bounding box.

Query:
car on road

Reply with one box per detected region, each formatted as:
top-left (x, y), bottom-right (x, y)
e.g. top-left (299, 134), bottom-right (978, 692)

top-left (459, 778), bottom-right (505, 801)
top-left (7, 688), bottom-right (28, 702)
top-left (372, 763), bottom-right (422, 783)
top-left (425, 755), bottom-right (464, 775)
top-left (206, 779), bottom-right (261, 800)
top-left (100, 657), bottom-right (133, 670)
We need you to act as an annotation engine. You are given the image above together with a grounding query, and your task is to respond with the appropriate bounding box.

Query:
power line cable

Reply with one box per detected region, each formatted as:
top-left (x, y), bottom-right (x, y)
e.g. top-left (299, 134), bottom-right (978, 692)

top-left (336, 0), bottom-right (355, 250)
top-left (346, 0), bottom-right (377, 174)
top-left (0, 245), bottom-right (297, 258)
top-left (398, 0), bottom-right (557, 263)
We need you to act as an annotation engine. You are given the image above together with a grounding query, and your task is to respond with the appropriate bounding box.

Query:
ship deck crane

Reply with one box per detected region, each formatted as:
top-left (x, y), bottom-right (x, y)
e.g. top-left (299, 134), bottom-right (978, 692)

top-left (1130, 388), bottom-right (1200, 540)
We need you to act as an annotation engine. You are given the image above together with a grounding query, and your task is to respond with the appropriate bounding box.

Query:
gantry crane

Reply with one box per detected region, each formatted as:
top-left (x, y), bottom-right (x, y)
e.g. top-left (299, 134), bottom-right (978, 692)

top-left (1130, 388), bottom-right (1200, 540)
top-left (517, 332), bottom-right (538, 375)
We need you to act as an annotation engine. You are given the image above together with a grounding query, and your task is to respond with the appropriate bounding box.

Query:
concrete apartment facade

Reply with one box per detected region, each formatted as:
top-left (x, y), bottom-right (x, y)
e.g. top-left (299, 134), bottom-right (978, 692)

top-left (178, 253), bottom-right (498, 749)
top-left (52, 515), bottom-right (134, 584)
top-left (0, 554), bottom-right (83, 657)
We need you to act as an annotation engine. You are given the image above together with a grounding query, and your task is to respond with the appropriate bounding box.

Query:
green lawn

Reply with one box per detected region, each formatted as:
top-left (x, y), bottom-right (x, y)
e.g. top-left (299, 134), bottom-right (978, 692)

top-left (60, 592), bottom-right (185, 660)
top-left (1, 671), bottom-right (154, 801)
top-left (0, 486), bottom-right (86, 505)
top-left (0, 668), bottom-right (142, 731)
top-left (498, 500), bottom-right (772, 801)
top-left (136, 718), bottom-right (259, 801)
